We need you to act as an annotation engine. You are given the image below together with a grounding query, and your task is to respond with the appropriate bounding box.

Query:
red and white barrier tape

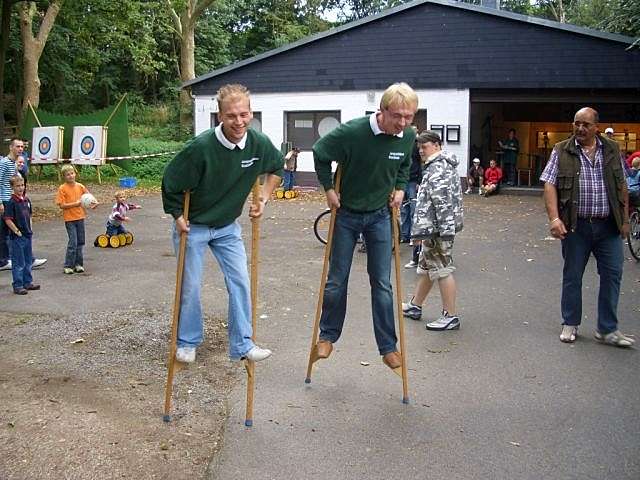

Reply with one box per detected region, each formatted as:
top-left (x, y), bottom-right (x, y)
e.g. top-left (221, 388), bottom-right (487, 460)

top-left (28, 151), bottom-right (178, 163)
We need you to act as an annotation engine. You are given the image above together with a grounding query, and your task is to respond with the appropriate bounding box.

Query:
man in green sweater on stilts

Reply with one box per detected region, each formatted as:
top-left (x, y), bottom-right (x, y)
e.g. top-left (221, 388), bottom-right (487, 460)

top-left (162, 84), bottom-right (283, 365)
top-left (313, 82), bottom-right (418, 369)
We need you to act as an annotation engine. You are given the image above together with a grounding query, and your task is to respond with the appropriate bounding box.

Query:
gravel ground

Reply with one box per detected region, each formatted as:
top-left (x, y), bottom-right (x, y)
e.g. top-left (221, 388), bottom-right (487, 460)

top-left (0, 183), bottom-right (240, 480)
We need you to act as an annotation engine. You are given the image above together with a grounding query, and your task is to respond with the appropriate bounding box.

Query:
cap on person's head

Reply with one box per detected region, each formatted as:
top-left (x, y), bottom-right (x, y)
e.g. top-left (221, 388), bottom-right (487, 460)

top-left (605, 127), bottom-right (614, 134)
top-left (416, 130), bottom-right (442, 145)
top-left (473, 158), bottom-right (480, 164)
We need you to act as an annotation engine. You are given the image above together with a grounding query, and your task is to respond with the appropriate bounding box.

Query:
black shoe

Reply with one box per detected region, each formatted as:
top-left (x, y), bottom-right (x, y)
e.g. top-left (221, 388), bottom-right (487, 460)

top-left (25, 283), bottom-right (40, 291)
top-left (13, 288), bottom-right (28, 295)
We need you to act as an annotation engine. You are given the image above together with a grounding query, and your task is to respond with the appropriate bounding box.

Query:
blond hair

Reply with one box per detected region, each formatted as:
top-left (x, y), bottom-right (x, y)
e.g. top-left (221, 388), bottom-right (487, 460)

top-left (632, 157), bottom-right (640, 169)
top-left (60, 164), bottom-right (76, 176)
top-left (380, 82), bottom-right (418, 110)
top-left (9, 175), bottom-right (23, 187)
top-left (115, 190), bottom-right (127, 199)
top-left (217, 84), bottom-right (251, 110)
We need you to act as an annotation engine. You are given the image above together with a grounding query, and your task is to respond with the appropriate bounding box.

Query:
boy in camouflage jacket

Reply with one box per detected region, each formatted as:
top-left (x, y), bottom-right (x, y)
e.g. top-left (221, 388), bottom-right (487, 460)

top-left (412, 138), bottom-right (463, 241)
top-left (403, 130), bottom-right (464, 331)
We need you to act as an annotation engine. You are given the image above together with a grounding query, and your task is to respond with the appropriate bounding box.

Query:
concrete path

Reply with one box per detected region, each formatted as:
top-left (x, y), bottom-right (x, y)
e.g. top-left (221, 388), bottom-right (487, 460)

top-left (207, 194), bottom-right (639, 480)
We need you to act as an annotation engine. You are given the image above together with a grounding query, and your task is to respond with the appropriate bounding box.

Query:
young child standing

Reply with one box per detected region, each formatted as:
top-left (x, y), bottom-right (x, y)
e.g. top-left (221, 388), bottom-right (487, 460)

top-left (55, 164), bottom-right (96, 274)
top-left (105, 190), bottom-right (142, 237)
top-left (282, 147), bottom-right (300, 191)
top-left (3, 175), bottom-right (39, 294)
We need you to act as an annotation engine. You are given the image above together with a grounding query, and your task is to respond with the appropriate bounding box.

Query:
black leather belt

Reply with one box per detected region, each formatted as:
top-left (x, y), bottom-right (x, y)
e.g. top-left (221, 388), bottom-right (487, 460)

top-left (579, 215), bottom-right (610, 223)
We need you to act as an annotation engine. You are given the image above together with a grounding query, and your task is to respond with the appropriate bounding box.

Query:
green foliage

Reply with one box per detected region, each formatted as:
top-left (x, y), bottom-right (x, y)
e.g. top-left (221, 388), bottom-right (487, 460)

top-left (499, 0), bottom-right (639, 41)
top-left (324, 0), bottom-right (409, 21)
top-left (222, 0), bottom-right (333, 59)
top-left (127, 137), bottom-right (183, 181)
top-left (3, 0), bottom-right (637, 131)
top-left (601, 0), bottom-right (640, 41)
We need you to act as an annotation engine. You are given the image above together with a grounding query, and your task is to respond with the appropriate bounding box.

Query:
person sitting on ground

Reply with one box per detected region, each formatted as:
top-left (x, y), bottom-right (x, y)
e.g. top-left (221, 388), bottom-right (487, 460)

top-left (604, 127), bottom-right (615, 140)
top-left (465, 158), bottom-right (483, 194)
top-left (3, 175), bottom-right (39, 295)
top-left (105, 190), bottom-right (142, 237)
top-left (627, 157), bottom-right (640, 207)
top-left (483, 159), bottom-right (503, 196)
top-left (626, 150), bottom-right (640, 170)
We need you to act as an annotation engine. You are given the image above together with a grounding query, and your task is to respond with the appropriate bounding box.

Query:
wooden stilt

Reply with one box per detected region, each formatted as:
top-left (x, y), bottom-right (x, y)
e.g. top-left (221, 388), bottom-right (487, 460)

top-left (162, 191), bottom-right (191, 422)
top-left (305, 168), bottom-right (341, 383)
top-left (244, 180), bottom-right (262, 427)
top-left (391, 207), bottom-right (410, 403)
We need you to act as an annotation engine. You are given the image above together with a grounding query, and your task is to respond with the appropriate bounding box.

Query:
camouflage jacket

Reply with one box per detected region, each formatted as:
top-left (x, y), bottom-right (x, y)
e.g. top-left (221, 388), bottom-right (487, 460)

top-left (411, 150), bottom-right (463, 240)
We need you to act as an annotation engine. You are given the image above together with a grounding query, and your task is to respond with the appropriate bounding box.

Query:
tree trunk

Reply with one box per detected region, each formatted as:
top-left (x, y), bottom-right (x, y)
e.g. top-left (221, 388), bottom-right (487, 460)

top-left (19, 0), bottom-right (63, 124)
top-left (168, 0), bottom-right (216, 132)
top-left (179, 21), bottom-right (195, 130)
top-left (0, 0), bottom-right (14, 138)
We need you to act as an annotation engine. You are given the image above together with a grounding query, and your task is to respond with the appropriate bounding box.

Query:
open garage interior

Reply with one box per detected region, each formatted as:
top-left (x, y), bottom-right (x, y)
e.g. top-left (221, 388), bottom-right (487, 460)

top-left (470, 90), bottom-right (640, 188)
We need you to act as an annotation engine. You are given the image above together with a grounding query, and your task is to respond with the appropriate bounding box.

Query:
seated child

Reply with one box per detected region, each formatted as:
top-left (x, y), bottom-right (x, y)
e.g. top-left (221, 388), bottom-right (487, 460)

top-left (483, 159), bottom-right (503, 196)
top-left (3, 175), bottom-right (39, 294)
top-left (465, 158), bottom-right (484, 194)
top-left (627, 157), bottom-right (640, 207)
top-left (105, 190), bottom-right (142, 236)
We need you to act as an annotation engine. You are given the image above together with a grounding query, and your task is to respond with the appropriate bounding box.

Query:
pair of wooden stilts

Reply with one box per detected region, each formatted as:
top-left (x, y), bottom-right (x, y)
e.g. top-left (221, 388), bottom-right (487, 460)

top-left (305, 170), bottom-right (409, 403)
top-left (163, 173), bottom-right (410, 425)
top-left (163, 182), bottom-right (262, 426)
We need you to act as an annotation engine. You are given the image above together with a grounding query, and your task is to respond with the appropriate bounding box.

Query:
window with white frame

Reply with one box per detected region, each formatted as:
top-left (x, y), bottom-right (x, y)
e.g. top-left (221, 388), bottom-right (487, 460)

top-left (285, 111), bottom-right (340, 150)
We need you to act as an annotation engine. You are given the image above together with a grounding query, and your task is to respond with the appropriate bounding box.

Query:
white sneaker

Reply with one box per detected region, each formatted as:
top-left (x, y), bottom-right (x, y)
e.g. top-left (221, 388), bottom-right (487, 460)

top-left (176, 346), bottom-right (196, 363)
top-left (0, 260), bottom-right (11, 271)
top-left (594, 330), bottom-right (635, 348)
top-left (242, 346), bottom-right (272, 362)
top-left (464, 189), bottom-right (471, 195)
top-left (559, 325), bottom-right (577, 343)
top-left (404, 260), bottom-right (417, 269)
top-left (32, 258), bottom-right (47, 269)
top-left (426, 311), bottom-right (460, 331)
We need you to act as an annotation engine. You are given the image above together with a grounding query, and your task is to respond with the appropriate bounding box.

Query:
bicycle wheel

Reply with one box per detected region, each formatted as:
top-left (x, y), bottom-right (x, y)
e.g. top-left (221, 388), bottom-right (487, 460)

top-left (314, 209), bottom-right (331, 244)
top-left (628, 211), bottom-right (640, 261)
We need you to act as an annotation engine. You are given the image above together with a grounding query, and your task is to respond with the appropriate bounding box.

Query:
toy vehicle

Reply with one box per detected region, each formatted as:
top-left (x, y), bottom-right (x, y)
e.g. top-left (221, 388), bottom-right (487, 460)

top-left (94, 231), bottom-right (134, 248)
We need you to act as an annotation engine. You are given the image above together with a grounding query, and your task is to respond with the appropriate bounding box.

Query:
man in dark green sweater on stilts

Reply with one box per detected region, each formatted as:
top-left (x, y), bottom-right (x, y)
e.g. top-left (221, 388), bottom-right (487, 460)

top-left (313, 82), bottom-right (418, 370)
top-left (162, 84), bottom-right (283, 365)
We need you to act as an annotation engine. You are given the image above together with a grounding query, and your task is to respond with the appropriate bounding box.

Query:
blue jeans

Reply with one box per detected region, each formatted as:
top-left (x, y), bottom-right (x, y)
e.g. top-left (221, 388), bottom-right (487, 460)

top-left (172, 221), bottom-right (255, 359)
top-left (64, 220), bottom-right (85, 268)
top-left (400, 181), bottom-right (417, 241)
top-left (106, 222), bottom-right (126, 236)
top-left (319, 207), bottom-right (397, 355)
top-left (561, 217), bottom-right (623, 334)
top-left (10, 235), bottom-right (33, 290)
top-left (283, 170), bottom-right (295, 191)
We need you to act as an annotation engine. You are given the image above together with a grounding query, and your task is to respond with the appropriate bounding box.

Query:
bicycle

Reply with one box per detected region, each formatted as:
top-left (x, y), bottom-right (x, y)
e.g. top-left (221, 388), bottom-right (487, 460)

top-left (313, 206), bottom-right (404, 247)
top-left (628, 206), bottom-right (640, 261)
